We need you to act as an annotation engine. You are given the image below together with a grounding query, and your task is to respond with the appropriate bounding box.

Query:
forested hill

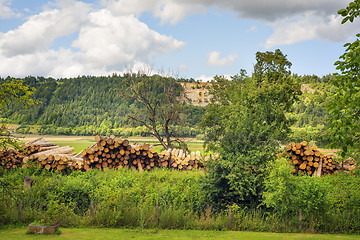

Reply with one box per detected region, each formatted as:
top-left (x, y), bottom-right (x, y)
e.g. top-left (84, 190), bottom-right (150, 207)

top-left (1, 74), bottom-right (335, 143)
top-left (0, 75), bottom-right (205, 136)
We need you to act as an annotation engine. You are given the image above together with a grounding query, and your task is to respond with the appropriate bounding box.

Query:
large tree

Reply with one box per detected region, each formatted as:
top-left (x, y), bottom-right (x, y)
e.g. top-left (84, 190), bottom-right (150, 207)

top-left (327, 0), bottom-right (360, 157)
top-left (201, 50), bottom-right (301, 209)
top-left (0, 78), bottom-right (36, 148)
top-left (121, 71), bottom-right (186, 150)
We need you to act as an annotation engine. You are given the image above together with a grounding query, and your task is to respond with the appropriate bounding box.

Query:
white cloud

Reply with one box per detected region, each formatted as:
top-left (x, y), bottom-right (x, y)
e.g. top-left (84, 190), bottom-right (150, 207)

top-left (72, 9), bottom-right (184, 70)
top-left (207, 51), bottom-right (237, 66)
top-left (104, 0), bottom-right (355, 47)
top-left (0, 0), bottom-right (91, 56)
top-left (246, 25), bottom-right (257, 32)
top-left (0, 0), bottom-right (17, 18)
top-left (103, 0), bottom-right (206, 25)
top-left (196, 74), bottom-right (232, 82)
top-left (265, 12), bottom-right (360, 49)
top-left (178, 64), bottom-right (187, 70)
top-left (0, 1), bottom-right (185, 78)
top-left (195, 75), bottom-right (213, 82)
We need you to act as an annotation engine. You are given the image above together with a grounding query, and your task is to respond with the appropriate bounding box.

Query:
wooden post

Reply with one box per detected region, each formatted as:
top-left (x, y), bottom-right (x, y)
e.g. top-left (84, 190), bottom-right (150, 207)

top-left (90, 201), bottom-right (94, 218)
top-left (298, 208), bottom-right (302, 231)
top-left (155, 202), bottom-right (159, 226)
top-left (24, 176), bottom-right (33, 190)
top-left (156, 187), bottom-right (159, 226)
top-left (228, 206), bottom-right (232, 230)
top-left (18, 200), bottom-right (23, 220)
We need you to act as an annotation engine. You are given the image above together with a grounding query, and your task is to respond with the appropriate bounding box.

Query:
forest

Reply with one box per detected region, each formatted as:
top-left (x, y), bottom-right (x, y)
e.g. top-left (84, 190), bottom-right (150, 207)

top-left (0, 73), bottom-right (334, 147)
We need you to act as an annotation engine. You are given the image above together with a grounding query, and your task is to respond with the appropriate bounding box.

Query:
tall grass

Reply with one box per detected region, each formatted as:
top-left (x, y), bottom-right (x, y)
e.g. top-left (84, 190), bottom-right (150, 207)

top-left (0, 167), bottom-right (360, 233)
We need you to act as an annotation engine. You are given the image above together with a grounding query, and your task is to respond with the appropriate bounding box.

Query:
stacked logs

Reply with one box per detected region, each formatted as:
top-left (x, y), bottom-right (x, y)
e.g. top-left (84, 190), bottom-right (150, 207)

top-left (284, 141), bottom-right (322, 175)
top-left (81, 135), bottom-right (160, 171)
top-left (336, 158), bottom-right (357, 173)
top-left (0, 147), bottom-right (25, 169)
top-left (158, 148), bottom-right (206, 170)
top-left (320, 154), bottom-right (337, 175)
top-left (283, 141), bottom-right (357, 176)
top-left (22, 138), bottom-right (83, 171)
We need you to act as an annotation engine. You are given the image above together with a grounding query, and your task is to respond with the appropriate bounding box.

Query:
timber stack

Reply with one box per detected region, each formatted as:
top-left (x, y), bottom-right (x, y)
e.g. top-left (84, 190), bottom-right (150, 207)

top-left (283, 141), bottom-right (357, 176)
top-left (158, 148), bottom-right (206, 170)
top-left (22, 138), bottom-right (83, 171)
top-left (283, 141), bottom-right (322, 176)
top-left (81, 135), bottom-right (160, 171)
top-left (0, 147), bottom-right (25, 169)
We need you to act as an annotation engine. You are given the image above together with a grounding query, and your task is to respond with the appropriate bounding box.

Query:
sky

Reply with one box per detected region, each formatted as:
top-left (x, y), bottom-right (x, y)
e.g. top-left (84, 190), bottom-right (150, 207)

top-left (0, 0), bottom-right (358, 80)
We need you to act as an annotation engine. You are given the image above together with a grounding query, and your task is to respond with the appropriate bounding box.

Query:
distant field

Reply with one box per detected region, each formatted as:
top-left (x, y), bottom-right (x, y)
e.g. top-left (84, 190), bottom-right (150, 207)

top-left (17, 135), bottom-right (207, 154)
top-left (1, 227), bottom-right (359, 240)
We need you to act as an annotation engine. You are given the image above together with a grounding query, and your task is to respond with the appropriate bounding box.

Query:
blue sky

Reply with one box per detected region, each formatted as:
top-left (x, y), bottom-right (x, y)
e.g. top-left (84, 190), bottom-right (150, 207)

top-left (0, 0), bottom-right (358, 80)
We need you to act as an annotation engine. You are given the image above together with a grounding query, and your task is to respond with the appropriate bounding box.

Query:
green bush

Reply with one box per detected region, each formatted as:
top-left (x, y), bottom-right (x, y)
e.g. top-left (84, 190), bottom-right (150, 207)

top-left (1, 166), bottom-right (360, 233)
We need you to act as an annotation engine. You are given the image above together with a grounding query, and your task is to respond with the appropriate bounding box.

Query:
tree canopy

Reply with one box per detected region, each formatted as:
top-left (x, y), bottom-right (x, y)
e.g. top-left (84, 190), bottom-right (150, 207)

top-left (201, 49), bottom-right (301, 209)
top-left (327, 0), bottom-right (360, 157)
top-left (0, 78), bottom-right (36, 148)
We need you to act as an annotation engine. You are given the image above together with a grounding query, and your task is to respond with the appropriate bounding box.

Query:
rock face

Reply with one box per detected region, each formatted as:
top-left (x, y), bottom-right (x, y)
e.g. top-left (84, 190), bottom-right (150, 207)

top-left (179, 82), bottom-right (211, 107)
top-left (27, 224), bottom-right (59, 235)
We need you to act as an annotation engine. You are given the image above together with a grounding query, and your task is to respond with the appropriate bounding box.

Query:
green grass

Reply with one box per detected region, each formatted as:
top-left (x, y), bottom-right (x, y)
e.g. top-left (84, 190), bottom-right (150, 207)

top-left (52, 139), bottom-right (97, 153)
top-left (17, 135), bottom-right (208, 155)
top-left (1, 227), bottom-right (360, 240)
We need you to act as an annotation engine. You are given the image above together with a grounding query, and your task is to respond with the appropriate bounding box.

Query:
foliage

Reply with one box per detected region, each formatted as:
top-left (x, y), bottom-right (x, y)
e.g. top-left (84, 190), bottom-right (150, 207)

top-left (1, 75), bottom-right (204, 138)
top-left (263, 158), bottom-right (330, 228)
top-left (263, 157), bottom-right (360, 233)
top-left (0, 78), bottom-right (36, 149)
top-left (327, 0), bottom-right (360, 157)
top-left (1, 167), bottom-right (360, 233)
top-left (201, 50), bottom-right (301, 209)
top-left (122, 72), bottom-right (186, 149)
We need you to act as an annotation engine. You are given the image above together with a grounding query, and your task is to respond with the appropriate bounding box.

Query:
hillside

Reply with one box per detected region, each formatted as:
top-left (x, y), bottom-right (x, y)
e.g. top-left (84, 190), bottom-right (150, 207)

top-left (1, 75), bottom-right (205, 137)
top-left (1, 74), bottom-right (335, 145)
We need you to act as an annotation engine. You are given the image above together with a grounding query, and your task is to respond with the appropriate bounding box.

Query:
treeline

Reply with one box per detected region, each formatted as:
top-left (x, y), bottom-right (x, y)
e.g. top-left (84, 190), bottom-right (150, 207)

top-left (1, 74), bottom-right (334, 144)
top-left (1, 75), bottom-right (205, 137)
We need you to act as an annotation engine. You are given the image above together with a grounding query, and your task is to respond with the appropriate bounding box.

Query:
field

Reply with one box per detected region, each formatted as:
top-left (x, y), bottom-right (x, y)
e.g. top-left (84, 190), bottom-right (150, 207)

top-left (17, 135), bottom-right (207, 154)
top-left (1, 227), bottom-right (360, 240)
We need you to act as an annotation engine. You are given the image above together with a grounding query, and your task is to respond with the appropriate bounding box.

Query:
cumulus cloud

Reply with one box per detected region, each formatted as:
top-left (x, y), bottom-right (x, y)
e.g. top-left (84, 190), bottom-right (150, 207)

top-left (265, 12), bottom-right (360, 49)
top-left (104, 0), bottom-right (354, 47)
top-left (72, 9), bottom-right (184, 70)
top-left (196, 74), bottom-right (232, 82)
top-left (0, 0), bottom-right (17, 18)
top-left (207, 51), bottom-right (237, 66)
top-left (0, 0), bottom-right (185, 77)
top-left (103, 0), bottom-right (206, 25)
top-left (0, 1), bottom-right (91, 56)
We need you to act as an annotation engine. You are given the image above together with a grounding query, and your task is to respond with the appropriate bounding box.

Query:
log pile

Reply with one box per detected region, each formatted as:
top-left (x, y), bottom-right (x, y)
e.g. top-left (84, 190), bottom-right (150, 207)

top-left (283, 141), bottom-right (357, 176)
top-left (284, 141), bottom-right (322, 176)
top-left (0, 147), bottom-right (25, 169)
top-left (158, 148), bottom-right (206, 170)
top-left (22, 138), bottom-right (83, 171)
top-left (81, 135), bottom-right (160, 171)
top-left (1, 135), bottom-right (212, 172)
top-left (336, 158), bottom-right (357, 173)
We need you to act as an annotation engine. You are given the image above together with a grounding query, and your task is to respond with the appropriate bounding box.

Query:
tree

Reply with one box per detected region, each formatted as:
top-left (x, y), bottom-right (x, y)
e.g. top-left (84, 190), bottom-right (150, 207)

top-left (0, 78), bottom-right (36, 149)
top-left (201, 50), bottom-right (301, 209)
top-left (121, 70), bottom-right (186, 150)
top-left (327, 0), bottom-right (360, 157)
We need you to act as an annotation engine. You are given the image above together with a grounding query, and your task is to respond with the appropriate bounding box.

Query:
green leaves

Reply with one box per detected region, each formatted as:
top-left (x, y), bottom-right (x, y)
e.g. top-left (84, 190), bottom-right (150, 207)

top-left (201, 50), bottom-right (301, 209)
top-left (327, 6), bottom-right (360, 156)
top-left (338, 0), bottom-right (360, 24)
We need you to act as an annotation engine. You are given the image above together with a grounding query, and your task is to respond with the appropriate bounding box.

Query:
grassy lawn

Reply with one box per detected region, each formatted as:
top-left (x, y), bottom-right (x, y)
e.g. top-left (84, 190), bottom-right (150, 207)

top-left (1, 227), bottom-right (360, 240)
